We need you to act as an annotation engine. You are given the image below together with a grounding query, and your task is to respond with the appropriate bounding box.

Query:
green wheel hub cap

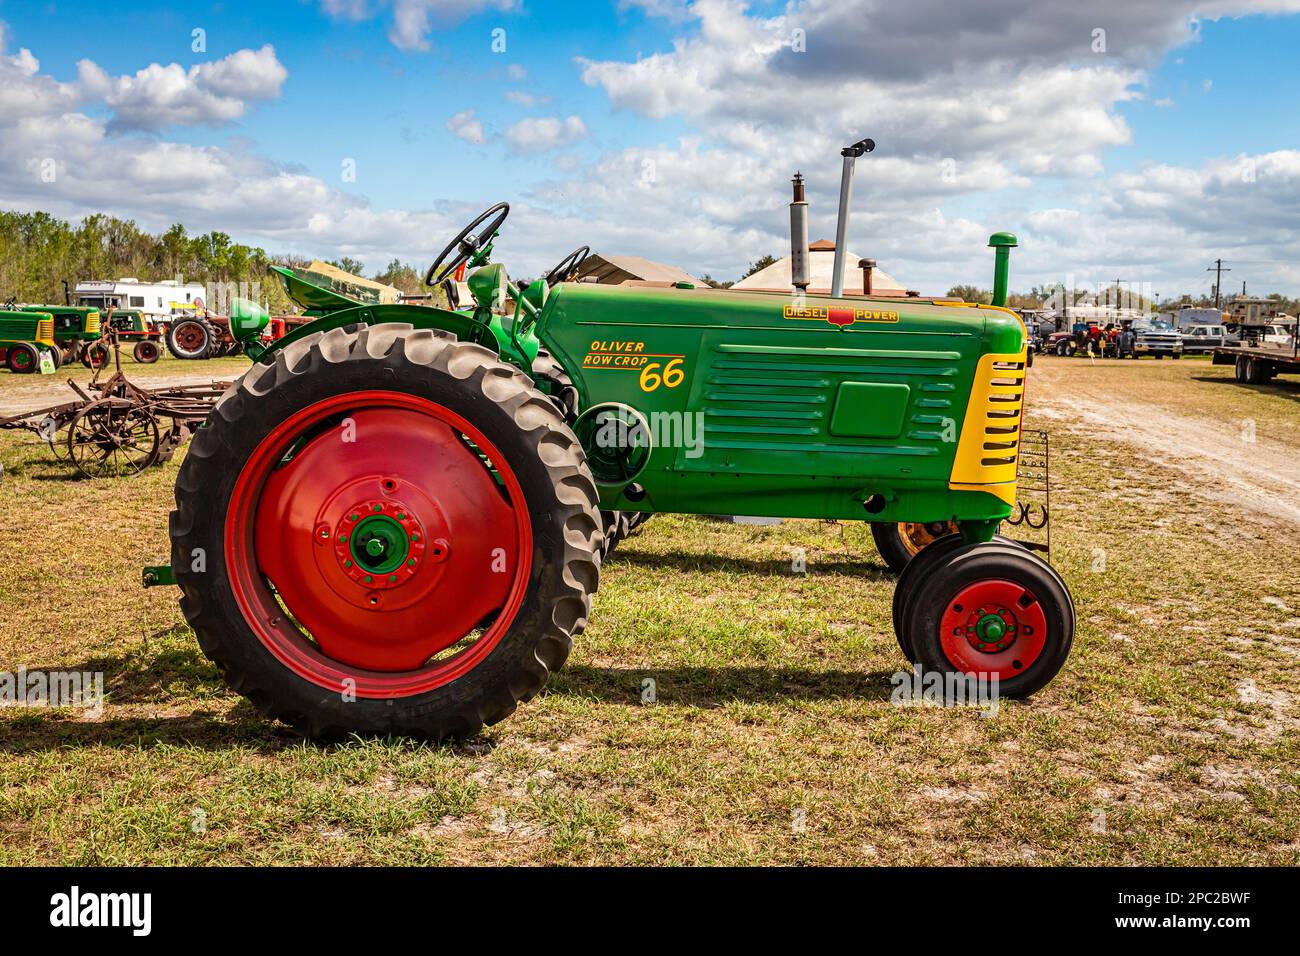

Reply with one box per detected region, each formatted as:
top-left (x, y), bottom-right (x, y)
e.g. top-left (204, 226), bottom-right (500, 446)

top-left (349, 515), bottom-right (411, 575)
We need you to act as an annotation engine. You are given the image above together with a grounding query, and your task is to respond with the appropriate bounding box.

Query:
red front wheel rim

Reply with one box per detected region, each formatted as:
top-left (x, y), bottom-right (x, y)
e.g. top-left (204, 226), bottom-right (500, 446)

top-left (224, 391), bottom-right (533, 698)
top-left (938, 579), bottom-right (1047, 679)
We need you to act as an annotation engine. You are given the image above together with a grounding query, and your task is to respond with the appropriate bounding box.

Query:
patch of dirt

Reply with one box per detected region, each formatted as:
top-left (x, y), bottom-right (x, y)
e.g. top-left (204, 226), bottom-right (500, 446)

top-left (0, 372), bottom-right (233, 417)
top-left (1029, 362), bottom-right (1300, 527)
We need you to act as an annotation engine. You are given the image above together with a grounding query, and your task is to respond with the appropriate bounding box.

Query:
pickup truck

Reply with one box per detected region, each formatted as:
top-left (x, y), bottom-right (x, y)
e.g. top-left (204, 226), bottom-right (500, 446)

top-left (1133, 318), bottom-right (1183, 358)
top-left (1180, 324), bottom-right (1238, 354)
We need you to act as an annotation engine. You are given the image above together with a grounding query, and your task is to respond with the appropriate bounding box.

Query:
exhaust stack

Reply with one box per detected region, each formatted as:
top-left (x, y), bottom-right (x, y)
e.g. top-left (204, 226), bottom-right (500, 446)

top-left (789, 172), bottom-right (810, 291)
top-left (831, 137), bottom-right (875, 299)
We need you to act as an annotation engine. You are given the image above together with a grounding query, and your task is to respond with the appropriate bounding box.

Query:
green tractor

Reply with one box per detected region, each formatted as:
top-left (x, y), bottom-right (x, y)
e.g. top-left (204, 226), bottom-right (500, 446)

top-left (153, 154), bottom-right (1074, 740)
top-left (0, 309), bottom-right (58, 374)
top-left (16, 304), bottom-right (102, 367)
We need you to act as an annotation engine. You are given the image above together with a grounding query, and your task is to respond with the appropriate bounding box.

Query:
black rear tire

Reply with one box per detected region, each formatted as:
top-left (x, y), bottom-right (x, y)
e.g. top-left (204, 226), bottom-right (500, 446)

top-left (872, 521), bottom-right (959, 576)
top-left (171, 324), bottom-right (603, 740)
top-left (166, 317), bottom-right (216, 360)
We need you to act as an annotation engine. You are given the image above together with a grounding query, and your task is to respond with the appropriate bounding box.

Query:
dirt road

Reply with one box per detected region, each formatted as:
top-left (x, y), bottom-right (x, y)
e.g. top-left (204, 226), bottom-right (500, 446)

top-left (1027, 356), bottom-right (1300, 526)
top-left (0, 357), bottom-right (248, 418)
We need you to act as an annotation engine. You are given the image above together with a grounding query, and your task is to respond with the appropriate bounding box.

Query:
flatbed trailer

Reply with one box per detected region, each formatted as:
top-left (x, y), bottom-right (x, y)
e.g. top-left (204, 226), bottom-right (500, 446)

top-left (1212, 344), bottom-right (1300, 384)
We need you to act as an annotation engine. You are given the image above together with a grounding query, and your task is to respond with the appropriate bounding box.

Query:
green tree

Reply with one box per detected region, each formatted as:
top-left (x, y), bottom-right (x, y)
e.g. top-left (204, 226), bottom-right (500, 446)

top-left (946, 285), bottom-right (991, 304)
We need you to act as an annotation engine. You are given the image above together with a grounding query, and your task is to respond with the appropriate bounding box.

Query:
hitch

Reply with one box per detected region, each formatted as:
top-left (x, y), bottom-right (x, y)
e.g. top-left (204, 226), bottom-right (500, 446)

top-left (142, 565), bottom-right (175, 588)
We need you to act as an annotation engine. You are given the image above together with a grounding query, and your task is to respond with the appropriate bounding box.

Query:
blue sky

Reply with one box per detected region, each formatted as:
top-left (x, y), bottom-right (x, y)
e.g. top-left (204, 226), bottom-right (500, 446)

top-left (1, 0), bottom-right (1299, 296)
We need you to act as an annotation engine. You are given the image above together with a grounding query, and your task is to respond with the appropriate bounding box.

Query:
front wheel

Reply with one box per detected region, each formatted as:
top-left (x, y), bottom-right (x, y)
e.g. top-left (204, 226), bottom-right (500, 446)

top-left (902, 543), bottom-right (1073, 698)
top-left (81, 342), bottom-right (110, 369)
top-left (871, 521), bottom-right (959, 575)
top-left (133, 340), bottom-right (161, 364)
top-left (6, 343), bottom-right (39, 374)
top-left (171, 324), bottom-right (602, 740)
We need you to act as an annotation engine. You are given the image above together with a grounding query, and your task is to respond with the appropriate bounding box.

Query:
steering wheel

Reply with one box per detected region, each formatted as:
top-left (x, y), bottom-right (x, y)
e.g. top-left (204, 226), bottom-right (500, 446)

top-left (544, 245), bottom-right (590, 288)
top-left (424, 202), bottom-right (511, 287)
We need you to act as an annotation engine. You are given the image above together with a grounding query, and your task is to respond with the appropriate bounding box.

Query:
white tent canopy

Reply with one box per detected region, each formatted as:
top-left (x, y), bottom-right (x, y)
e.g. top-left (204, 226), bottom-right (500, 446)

top-left (732, 240), bottom-right (906, 296)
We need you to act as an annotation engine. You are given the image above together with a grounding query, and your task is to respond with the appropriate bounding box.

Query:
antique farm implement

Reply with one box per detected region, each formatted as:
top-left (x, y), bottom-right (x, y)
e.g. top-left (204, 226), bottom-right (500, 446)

top-left (144, 138), bottom-right (1077, 740)
top-left (0, 347), bottom-right (228, 478)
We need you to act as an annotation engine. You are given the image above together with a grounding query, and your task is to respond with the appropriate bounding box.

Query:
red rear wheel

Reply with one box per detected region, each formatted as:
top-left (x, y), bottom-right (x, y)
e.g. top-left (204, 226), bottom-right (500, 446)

top-left (6, 344), bottom-right (38, 374)
top-left (171, 324), bottom-right (602, 739)
top-left (226, 391), bottom-right (532, 696)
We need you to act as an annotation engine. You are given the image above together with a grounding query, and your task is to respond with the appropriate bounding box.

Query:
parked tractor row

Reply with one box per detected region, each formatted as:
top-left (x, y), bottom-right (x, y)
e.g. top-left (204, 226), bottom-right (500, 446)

top-left (1, 292), bottom-right (310, 373)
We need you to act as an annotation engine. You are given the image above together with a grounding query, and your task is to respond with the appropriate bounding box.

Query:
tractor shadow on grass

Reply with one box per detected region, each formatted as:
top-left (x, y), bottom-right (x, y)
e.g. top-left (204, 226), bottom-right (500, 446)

top-left (549, 664), bottom-right (899, 707)
top-left (610, 549), bottom-right (895, 581)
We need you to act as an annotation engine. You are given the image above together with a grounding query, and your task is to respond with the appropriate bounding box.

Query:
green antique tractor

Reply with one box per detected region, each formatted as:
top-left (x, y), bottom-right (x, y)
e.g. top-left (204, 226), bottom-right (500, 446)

top-left (152, 160), bottom-right (1074, 739)
top-left (16, 304), bottom-right (102, 367)
top-left (0, 309), bottom-right (58, 373)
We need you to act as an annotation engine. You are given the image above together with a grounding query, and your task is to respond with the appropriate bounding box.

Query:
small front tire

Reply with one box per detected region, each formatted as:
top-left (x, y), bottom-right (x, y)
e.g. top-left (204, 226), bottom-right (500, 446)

top-left (902, 543), bottom-right (1073, 698)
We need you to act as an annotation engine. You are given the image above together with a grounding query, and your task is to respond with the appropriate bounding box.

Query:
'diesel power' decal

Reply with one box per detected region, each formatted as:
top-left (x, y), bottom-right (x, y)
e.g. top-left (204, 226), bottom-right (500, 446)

top-left (783, 305), bottom-right (901, 327)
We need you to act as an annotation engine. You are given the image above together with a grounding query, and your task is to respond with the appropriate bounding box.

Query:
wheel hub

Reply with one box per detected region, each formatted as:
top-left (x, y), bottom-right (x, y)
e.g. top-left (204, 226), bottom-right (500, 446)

top-left (938, 578), bottom-right (1048, 678)
top-left (327, 500), bottom-right (445, 590)
top-left (966, 608), bottom-right (1015, 652)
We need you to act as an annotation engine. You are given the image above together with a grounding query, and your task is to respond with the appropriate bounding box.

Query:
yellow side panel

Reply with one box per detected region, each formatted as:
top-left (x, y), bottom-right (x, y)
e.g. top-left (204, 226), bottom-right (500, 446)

top-left (949, 351), bottom-right (1026, 499)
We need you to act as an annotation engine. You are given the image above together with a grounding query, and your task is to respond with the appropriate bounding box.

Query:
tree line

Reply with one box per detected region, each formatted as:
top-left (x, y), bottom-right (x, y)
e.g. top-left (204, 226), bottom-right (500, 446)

top-left (0, 211), bottom-right (426, 314)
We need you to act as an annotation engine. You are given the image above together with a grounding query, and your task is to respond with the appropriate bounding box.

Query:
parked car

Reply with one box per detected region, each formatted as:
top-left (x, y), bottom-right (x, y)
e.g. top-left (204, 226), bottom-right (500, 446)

top-left (1047, 330), bottom-right (1077, 355)
top-left (1261, 324), bottom-right (1296, 348)
top-left (1180, 324), bottom-right (1237, 354)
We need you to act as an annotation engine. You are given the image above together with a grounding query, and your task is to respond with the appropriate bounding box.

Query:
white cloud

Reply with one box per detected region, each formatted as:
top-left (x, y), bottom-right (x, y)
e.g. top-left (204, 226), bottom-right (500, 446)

top-left (384, 0), bottom-right (518, 51)
top-left (505, 89), bottom-right (548, 108)
top-left (504, 115), bottom-right (587, 151)
top-left (84, 45), bottom-right (287, 131)
top-left (446, 108), bottom-right (487, 144)
top-left (320, 0), bottom-right (372, 19)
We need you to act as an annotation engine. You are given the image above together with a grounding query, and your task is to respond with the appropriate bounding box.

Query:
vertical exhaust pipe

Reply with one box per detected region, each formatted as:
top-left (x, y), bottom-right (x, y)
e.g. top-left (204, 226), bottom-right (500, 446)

top-left (858, 258), bottom-right (876, 295)
top-left (789, 172), bottom-right (810, 292)
top-left (831, 137), bottom-right (874, 299)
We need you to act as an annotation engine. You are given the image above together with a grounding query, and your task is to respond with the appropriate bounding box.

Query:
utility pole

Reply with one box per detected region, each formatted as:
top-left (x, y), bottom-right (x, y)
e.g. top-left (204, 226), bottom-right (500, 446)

top-left (1111, 278), bottom-right (1127, 312)
top-left (1207, 259), bottom-right (1230, 308)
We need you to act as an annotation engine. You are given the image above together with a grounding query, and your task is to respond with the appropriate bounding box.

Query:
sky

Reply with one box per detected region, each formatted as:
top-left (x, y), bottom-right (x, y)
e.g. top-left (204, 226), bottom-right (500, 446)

top-left (1, 0), bottom-right (1299, 298)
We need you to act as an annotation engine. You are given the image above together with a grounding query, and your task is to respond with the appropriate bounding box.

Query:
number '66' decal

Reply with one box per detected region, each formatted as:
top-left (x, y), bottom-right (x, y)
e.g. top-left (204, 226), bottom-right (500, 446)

top-left (638, 357), bottom-right (685, 392)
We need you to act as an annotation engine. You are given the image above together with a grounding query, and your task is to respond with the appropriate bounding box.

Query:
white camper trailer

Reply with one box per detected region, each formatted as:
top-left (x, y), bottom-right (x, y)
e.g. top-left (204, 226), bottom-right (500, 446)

top-left (74, 278), bottom-right (207, 323)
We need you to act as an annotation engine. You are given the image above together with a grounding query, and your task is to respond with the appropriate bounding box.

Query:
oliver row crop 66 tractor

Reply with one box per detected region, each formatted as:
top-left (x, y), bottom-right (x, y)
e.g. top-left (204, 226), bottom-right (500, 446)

top-left (148, 141), bottom-right (1075, 739)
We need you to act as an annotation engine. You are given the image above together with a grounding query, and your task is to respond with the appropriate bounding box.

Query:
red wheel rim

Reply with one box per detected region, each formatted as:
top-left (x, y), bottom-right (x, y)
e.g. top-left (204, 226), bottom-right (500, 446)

top-left (938, 579), bottom-right (1047, 679)
top-left (174, 323), bottom-right (206, 352)
top-left (224, 390), bottom-right (533, 698)
top-left (12, 349), bottom-right (33, 370)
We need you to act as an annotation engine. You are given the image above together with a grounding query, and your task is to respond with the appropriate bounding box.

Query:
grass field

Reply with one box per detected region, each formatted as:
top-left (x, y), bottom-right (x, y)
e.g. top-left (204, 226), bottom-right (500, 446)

top-left (0, 353), bottom-right (1297, 865)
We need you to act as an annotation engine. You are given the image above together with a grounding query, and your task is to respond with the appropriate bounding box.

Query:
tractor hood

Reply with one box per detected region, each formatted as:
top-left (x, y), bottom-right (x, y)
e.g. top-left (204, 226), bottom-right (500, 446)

top-left (272, 263), bottom-right (403, 314)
